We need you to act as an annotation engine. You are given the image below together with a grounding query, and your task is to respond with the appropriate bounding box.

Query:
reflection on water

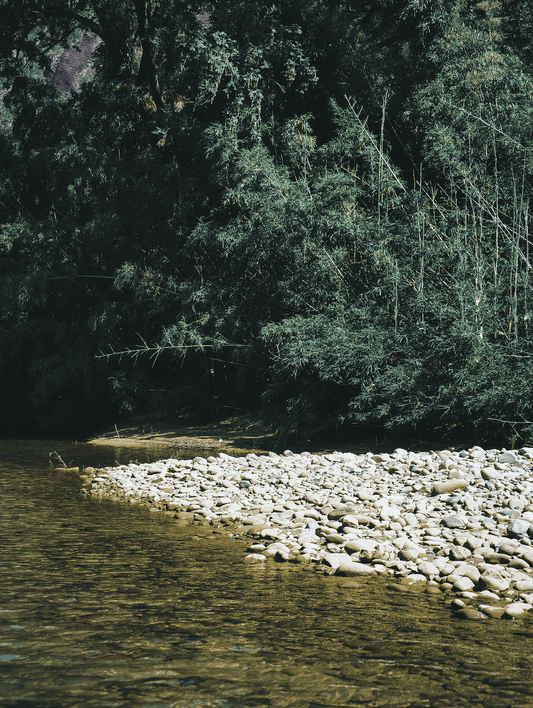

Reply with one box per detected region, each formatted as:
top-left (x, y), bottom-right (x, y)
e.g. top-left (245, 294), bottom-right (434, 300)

top-left (1, 439), bottom-right (533, 707)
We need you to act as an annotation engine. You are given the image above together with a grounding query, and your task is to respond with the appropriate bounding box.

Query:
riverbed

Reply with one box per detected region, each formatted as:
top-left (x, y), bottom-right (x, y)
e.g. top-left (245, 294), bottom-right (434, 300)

top-left (1, 439), bottom-right (533, 707)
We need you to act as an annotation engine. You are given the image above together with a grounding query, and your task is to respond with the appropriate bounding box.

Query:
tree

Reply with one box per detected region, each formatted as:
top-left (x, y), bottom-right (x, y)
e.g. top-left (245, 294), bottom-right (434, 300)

top-left (1, 0), bottom-right (533, 444)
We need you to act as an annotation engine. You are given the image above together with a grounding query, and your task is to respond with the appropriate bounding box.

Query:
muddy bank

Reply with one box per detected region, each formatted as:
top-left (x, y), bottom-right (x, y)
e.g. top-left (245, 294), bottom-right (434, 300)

top-left (88, 412), bottom-right (276, 456)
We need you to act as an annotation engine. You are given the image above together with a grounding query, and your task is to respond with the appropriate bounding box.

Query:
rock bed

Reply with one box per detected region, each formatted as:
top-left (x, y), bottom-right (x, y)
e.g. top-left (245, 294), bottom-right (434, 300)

top-left (79, 445), bottom-right (533, 621)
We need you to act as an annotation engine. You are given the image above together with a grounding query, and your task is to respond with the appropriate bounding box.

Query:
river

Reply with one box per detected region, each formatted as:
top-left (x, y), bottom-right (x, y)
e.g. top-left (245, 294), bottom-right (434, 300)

top-left (1, 439), bottom-right (532, 707)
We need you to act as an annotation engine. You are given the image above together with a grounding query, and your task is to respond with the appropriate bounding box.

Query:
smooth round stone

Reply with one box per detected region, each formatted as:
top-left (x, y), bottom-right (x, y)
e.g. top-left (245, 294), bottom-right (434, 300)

top-left (508, 519), bottom-right (532, 538)
top-left (260, 528), bottom-right (283, 539)
top-left (328, 505), bottom-right (358, 520)
top-left (296, 529), bottom-right (321, 545)
top-left (361, 546), bottom-right (395, 562)
top-left (481, 467), bottom-right (501, 480)
top-left (454, 576), bottom-right (475, 592)
top-left (242, 514), bottom-right (268, 525)
top-left (454, 608), bottom-right (488, 620)
top-left (443, 515), bottom-right (468, 531)
top-left (478, 551), bottom-right (509, 564)
top-left (261, 542), bottom-right (291, 557)
top-left (498, 540), bottom-right (520, 555)
top-left (345, 539), bottom-right (377, 554)
top-left (516, 579), bottom-right (533, 592)
top-left (393, 448), bottom-right (409, 457)
top-left (432, 480), bottom-right (468, 496)
top-left (449, 545), bottom-right (472, 561)
top-left (498, 451), bottom-right (519, 463)
top-left (403, 573), bottom-right (426, 584)
top-left (521, 551), bottom-right (533, 566)
top-left (335, 562), bottom-right (378, 576)
top-left (244, 554), bottom-right (267, 562)
top-left (418, 561), bottom-right (440, 578)
top-left (478, 571), bottom-right (510, 593)
top-left (465, 535), bottom-right (484, 551)
top-left (323, 531), bottom-right (347, 545)
top-left (342, 514), bottom-right (359, 528)
top-left (504, 602), bottom-right (532, 618)
top-left (425, 585), bottom-right (442, 595)
top-left (478, 604), bottom-right (507, 619)
top-left (302, 492), bottom-right (320, 504)
top-left (425, 528), bottom-right (442, 537)
top-left (448, 470), bottom-right (464, 479)
top-left (323, 552), bottom-right (353, 569)
top-left (454, 564), bottom-right (481, 583)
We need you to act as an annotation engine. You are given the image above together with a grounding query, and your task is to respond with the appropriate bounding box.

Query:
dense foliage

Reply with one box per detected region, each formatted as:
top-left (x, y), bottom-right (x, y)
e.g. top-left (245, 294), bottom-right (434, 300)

top-left (1, 0), bottom-right (533, 444)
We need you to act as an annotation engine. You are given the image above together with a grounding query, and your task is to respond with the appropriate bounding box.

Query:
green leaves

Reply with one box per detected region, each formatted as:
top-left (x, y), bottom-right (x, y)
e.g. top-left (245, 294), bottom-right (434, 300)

top-left (2, 0), bottom-right (533, 442)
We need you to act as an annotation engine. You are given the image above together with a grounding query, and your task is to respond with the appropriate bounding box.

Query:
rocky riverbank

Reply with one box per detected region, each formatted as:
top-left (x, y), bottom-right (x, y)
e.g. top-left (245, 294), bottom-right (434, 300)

top-left (77, 445), bottom-right (533, 620)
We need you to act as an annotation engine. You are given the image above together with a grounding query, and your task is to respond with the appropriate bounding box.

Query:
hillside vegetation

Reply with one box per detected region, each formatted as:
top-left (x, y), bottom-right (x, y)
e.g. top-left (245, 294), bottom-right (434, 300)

top-left (1, 1), bottom-right (533, 444)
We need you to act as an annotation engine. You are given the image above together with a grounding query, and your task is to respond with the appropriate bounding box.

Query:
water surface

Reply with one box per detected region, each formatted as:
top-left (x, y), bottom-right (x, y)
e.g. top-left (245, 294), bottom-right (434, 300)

top-left (1, 439), bottom-right (532, 707)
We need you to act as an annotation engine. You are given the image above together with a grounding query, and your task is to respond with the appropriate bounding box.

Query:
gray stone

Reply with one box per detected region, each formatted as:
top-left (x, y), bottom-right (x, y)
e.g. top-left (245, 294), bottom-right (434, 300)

top-left (296, 529), bottom-right (321, 545)
top-left (322, 531), bottom-right (347, 545)
top-left (302, 492), bottom-right (320, 504)
top-left (521, 551), bottom-right (533, 566)
top-left (454, 576), bottom-right (475, 592)
top-left (260, 528), bottom-right (283, 539)
top-left (242, 514), bottom-right (268, 526)
top-left (454, 608), bottom-right (489, 620)
top-left (481, 467), bottom-right (501, 480)
top-left (448, 470), bottom-right (464, 479)
top-left (479, 604), bottom-right (507, 619)
top-left (508, 519), bottom-right (533, 538)
top-left (454, 564), bottom-right (481, 583)
top-left (405, 573), bottom-right (427, 584)
top-left (261, 542), bottom-right (291, 558)
top-left (498, 451), bottom-right (519, 463)
top-left (449, 545), bottom-right (472, 561)
top-left (344, 539), bottom-right (377, 554)
top-left (418, 561), bottom-right (440, 578)
top-left (504, 602), bottom-right (532, 618)
top-left (506, 497), bottom-right (524, 510)
top-left (516, 579), bottom-right (533, 591)
top-left (335, 562), bottom-right (378, 576)
top-left (323, 552), bottom-right (353, 568)
top-left (443, 514), bottom-right (467, 529)
top-left (478, 570), bottom-right (510, 593)
top-left (498, 540), bottom-right (520, 555)
top-left (465, 535), bottom-right (484, 551)
top-left (244, 553), bottom-right (267, 562)
top-left (519, 447), bottom-right (533, 458)
top-left (328, 505), bottom-right (358, 520)
top-left (479, 551), bottom-right (509, 564)
top-left (432, 480), bottom-right (469, 495)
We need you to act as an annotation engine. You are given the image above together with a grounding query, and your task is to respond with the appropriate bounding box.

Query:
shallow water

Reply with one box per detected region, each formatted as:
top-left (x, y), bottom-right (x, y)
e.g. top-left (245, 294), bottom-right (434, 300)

top-left (1, 439), bottom-right (533, 708)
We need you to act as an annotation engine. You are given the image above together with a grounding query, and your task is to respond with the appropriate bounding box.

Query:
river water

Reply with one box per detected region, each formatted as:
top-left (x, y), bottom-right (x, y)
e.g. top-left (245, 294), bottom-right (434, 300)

top-left (1, 439), bottom-right (533, 708)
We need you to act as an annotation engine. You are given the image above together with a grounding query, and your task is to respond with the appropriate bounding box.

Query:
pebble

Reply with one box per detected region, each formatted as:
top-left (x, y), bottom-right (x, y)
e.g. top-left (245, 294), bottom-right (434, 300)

top-left (82, 445), bottom-right (533, 621)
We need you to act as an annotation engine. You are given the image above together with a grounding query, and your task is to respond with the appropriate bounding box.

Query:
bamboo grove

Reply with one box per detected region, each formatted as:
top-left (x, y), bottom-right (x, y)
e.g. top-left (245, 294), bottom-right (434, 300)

top-left (1, 1), bottom-right (533, 443)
